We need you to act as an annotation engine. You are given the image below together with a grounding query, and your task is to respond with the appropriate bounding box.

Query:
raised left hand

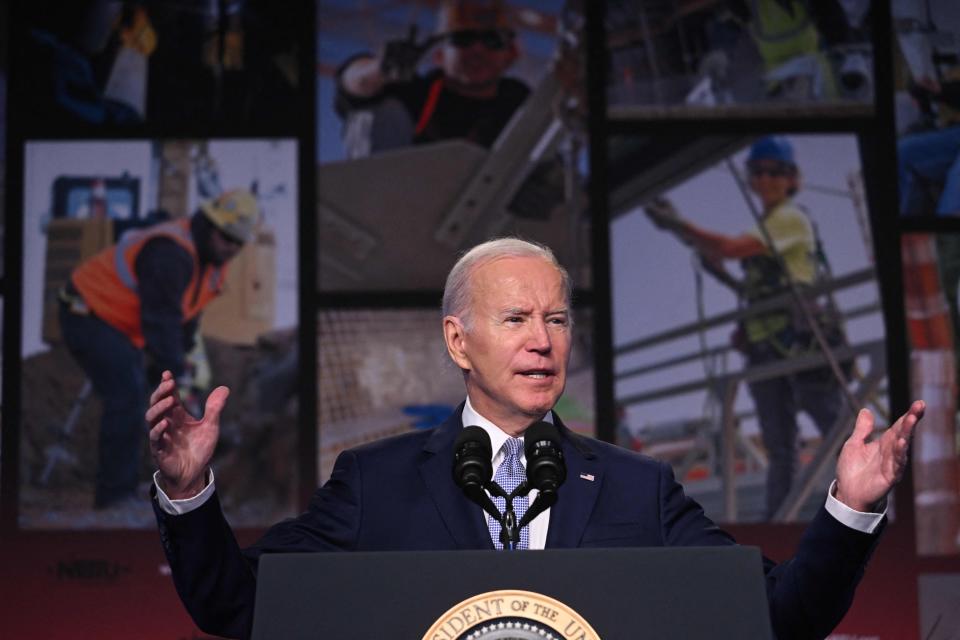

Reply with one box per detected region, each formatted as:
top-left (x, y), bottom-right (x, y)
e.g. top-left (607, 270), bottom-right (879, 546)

top-left (835, 400), bottom-right (925, 512)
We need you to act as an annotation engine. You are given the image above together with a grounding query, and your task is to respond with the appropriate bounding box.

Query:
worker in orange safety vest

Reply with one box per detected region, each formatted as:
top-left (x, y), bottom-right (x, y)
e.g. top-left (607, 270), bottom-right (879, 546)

top-left (59, 189), bottom-right (259, 510)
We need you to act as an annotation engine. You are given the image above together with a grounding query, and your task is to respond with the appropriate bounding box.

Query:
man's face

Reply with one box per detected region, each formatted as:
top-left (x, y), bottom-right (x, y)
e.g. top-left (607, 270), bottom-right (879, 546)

top-left (208, 227), bottom-right (244, 266)
top-left (747, 160), bottom-right (797, 209)
top-left (435, 29), bottom-right (518, 94)
top-left (444, 256), bottom-right (571, 435)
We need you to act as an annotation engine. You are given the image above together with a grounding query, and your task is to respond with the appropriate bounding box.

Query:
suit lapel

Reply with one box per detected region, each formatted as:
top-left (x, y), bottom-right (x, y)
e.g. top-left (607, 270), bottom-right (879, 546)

top-left (545, 414), bottom-right (602, 549)
top-left (418, 406), bottom-right (494, 550)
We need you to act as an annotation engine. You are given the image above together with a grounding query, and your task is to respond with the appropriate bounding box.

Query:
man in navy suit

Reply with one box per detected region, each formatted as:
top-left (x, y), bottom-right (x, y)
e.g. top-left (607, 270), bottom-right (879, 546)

top-left (148, 238), bottom-right (923, 639)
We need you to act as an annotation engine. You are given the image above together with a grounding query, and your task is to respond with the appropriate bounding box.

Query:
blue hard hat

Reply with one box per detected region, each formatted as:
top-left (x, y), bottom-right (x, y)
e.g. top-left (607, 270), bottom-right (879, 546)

top-left (747, 136), bottom-right (795, 166)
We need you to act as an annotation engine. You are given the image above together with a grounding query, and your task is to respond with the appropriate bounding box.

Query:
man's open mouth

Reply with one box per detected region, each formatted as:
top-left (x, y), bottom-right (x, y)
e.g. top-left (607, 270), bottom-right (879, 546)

top-left (519, 369), bottom-right (553, 379)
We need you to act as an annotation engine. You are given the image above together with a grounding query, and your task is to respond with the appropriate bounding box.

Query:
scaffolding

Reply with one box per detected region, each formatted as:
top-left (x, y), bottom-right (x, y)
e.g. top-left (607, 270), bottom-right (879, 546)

top-left (615, 267), bottom-right (887, 522)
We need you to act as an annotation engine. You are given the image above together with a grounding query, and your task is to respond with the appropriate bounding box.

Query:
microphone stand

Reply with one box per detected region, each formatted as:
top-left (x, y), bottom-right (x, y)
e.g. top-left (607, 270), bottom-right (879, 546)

top-left (516, 486), bottom-right (558, 531)
top-left (487, 480), bottom-right (543, 551)
top-left (456, 470), bottom-right (530, 550)
top-left (461, 479), bottom-right (505, 528)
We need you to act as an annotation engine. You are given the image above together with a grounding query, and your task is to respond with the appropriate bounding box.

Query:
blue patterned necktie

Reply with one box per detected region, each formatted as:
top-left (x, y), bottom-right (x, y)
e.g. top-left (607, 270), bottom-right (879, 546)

top-left (488, 437), bottom-right (530, 550)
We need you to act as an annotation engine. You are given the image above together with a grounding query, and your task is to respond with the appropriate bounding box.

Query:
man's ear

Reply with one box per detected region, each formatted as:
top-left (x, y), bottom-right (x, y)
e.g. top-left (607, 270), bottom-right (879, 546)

top-left (443, 315), bottom-right (471, 371)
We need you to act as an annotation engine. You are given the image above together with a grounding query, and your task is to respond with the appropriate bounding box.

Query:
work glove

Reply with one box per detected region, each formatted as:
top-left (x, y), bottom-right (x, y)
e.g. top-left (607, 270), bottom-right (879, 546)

top-left (380, 25), bottom-right (439, 83)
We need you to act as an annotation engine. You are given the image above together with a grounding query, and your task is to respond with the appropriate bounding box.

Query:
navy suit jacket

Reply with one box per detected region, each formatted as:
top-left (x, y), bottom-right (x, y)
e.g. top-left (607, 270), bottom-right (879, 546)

top-left (155, 406), bottom-right (882, 639)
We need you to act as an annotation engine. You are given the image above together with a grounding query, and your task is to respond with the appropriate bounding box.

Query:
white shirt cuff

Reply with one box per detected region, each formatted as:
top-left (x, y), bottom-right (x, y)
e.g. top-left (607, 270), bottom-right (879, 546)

top-left (824, 479), bottom-right (885, 534)
top-left (153, 469), bottom-right (216, 515)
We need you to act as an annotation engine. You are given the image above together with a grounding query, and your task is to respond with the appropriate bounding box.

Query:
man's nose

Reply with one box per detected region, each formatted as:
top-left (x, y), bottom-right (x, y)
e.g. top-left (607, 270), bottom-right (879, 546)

top-left (526, 320), bottom-right (551, 353)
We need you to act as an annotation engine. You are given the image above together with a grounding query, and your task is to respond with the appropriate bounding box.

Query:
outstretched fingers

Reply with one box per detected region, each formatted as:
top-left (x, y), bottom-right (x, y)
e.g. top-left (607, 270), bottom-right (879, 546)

top-left (882, 400), bottom-right (925, 480)
top-left (892, 400), bottom-right (925, 441)
top-left (146, 394), bottom-right (177, 427)
top-left (148, 417), bottom-right (170, 450)
top-left (148, 371), bottom-right (179, 408)
top-left (849, 408), bottom-right (875, 445)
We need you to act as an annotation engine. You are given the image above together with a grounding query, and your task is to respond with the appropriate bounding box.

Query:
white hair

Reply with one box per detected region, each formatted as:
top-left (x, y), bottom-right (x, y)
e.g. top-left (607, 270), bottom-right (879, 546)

top-left (442, 237), bottom-right (573, 327)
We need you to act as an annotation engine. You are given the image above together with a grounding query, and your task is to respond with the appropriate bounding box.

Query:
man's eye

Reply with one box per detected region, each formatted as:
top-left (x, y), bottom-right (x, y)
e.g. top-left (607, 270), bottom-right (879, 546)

top-left (548, 317), bottom-right (568, 326)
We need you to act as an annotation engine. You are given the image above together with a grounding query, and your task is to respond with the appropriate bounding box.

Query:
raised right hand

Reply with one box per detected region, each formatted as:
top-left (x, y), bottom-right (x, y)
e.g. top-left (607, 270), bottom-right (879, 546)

top-left (147, 370), bottom-right (230, 499)
top-left (643, 197), bottom-right (684, 232)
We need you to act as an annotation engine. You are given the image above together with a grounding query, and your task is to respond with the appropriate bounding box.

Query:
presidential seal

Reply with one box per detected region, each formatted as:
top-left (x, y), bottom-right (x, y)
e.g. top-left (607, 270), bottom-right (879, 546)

top-left (422, 590), bottom-right (600, 640)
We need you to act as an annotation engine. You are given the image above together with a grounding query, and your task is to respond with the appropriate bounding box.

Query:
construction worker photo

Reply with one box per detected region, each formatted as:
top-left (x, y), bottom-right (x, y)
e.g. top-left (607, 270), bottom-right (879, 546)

top-left (604, 0), bottom-right (872, 108)
top-left (643, 135), bottom-right (852, 520)
top-left (58, 189), bottom-right (259, 512)
top-left (333, 0), bottom-right (530, 157)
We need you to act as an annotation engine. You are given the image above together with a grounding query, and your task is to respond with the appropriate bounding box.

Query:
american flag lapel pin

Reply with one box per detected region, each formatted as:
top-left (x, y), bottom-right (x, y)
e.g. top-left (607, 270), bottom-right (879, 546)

top-left (579, 472), bottom-right (595, 482)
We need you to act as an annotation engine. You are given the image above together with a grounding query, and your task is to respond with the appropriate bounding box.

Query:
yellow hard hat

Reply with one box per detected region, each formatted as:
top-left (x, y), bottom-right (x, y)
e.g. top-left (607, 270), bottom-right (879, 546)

top-left (200, 189), bottom-right (259, 243)
top-left (436, 0), bottom-right (511, 34)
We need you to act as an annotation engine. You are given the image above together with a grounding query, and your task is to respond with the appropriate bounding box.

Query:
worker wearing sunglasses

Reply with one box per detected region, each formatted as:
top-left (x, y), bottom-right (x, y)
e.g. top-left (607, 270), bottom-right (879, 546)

top-left (444, 28), bottom-right (515, 51)
top-left (336, 0), bottom-right (529, 151)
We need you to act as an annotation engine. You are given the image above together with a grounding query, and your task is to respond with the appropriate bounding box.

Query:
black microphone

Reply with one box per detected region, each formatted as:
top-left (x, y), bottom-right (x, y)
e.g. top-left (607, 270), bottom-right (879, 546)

top-left (524, 421), bottom-right (566, 496)
top-left (452, 426), bottom-right (502, 523)
top-left (518, 421), bottom-right (566, 530)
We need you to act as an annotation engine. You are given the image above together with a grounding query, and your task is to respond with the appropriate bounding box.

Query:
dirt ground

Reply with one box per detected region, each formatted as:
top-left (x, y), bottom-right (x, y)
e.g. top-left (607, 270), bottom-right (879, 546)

top-left (19, 332), bottom-right (299, 530)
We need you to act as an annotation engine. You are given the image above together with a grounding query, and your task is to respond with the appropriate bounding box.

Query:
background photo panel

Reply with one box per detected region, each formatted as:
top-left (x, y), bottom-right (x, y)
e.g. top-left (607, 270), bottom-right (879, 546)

top-left (892, 0), bottom-right (960, 218)
top-left (19, 138), bottom-right (300, 530)
top-left (609, 132), bottom-right (887, 524)
top-left (901, 232), bottom-right (960, 556)
top-left (606, 0), bottom-right (876, 118)
top-left (0, 0), bottom-right (6, 510)
top-left (0, 0), bottom-right (5, 274)
top-left (17, 0), bottom-right (304, 132)
top-left (317, 0), bottom-right (591, 292)
top-left (919, 573), bottom-right (960, 640)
